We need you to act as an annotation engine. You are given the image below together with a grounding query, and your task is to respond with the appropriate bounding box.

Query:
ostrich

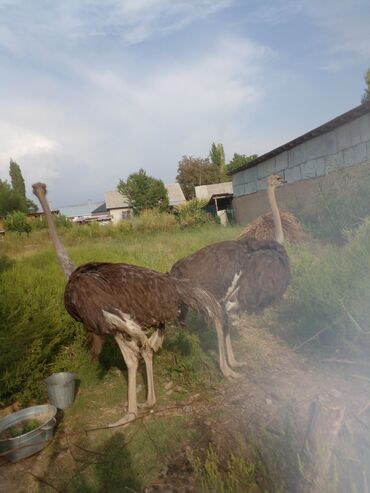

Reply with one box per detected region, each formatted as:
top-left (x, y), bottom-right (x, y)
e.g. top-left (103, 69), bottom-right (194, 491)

top-left (33, 183), bottom-right (237, 426)
top-left (238, 175), bottom-right (310, 244)
top-left (170, 175), bottom-right (291, 367)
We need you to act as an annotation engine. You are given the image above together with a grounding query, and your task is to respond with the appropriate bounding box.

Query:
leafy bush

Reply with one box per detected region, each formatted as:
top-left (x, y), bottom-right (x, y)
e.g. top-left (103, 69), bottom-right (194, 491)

top-left (276, 218), bottom-right (370, 355)
top-left (31, 213), bottom-right (72, 231)
top-left (175, 199), bottom-right (215, 227)
top-left (4, 211), bottom-right (31, 234)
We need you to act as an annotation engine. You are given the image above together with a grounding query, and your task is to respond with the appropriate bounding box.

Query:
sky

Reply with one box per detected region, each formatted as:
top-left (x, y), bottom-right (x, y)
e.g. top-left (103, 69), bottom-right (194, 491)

top-left (0, 0), bottom-right (369, 207)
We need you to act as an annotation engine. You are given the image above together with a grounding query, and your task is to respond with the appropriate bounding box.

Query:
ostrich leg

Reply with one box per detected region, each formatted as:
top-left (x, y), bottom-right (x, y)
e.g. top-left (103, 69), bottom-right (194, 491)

top-left (109, 334), bottom-right (139, 427)
top-left (138, 329), bottom-right (165, 409)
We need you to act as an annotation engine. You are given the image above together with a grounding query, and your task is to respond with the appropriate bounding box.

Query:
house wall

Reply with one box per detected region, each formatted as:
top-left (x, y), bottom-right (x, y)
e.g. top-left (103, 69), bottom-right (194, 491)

top-left (109, 208), bottom-right (133, 224)
top-left (232, 112), bottom-right (370, 223)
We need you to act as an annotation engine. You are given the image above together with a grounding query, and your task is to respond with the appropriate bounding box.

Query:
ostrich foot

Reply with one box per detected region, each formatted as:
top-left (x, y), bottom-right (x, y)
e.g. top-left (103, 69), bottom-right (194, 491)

top-left (229, 359), bottom-right (247, 369)
top-left (137, 400), bottom-right (155, 409)
top-left (221, 366), bottom-right (242, 379)
top-left (108, 412), bottom-right (137, 428)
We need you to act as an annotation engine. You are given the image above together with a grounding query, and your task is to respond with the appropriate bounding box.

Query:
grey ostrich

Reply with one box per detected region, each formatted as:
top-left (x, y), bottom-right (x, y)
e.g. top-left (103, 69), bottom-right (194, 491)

top-left (33, 183), bottom-right (237, 426)
top-left (170, 175), bottom-right (291, 367)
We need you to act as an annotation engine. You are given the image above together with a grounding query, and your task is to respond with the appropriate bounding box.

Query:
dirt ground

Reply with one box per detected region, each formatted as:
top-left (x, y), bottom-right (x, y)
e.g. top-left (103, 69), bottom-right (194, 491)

top-left (1, 318), bottom-right (370, 492)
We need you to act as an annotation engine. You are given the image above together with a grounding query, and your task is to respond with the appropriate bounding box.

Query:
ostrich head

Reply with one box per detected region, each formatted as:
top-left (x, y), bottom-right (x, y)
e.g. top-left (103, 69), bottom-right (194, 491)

top-left (268, 175), bottom-right (287, 188)
top-left (32, 182), bottom-right (47, 198)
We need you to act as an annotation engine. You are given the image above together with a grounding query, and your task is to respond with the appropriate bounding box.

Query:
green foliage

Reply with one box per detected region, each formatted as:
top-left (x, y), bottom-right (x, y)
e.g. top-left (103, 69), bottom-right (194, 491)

top-left (361, 68), bottom-right (370, 103)
top-left (0, 180), bottom-right (27, 215)
top-left (189, 445), bottom-right (263, 493)
top-left (118, 168), bottom-right (169, 215)
top-left (276, 219), bottom-right (370, 354)
top-left (210, 142), bottom-right (225, 168)
top-left (4, 211), bottom-right (31, 234)
top-left (176, 156), bottom-right (220, 200)
top-left (225, 153), bottom-right (258, 174)
top-left (9, 159), bottom-right (26, 203)
top-left (294, 171), bottom-right (370, 243)
top-left (175, 199), bottom-right (215, 227)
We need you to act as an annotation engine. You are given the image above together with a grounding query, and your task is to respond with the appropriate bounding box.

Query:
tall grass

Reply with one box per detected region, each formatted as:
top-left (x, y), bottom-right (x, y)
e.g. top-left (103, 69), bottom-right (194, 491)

top-left (276, 218), bottom-right (370, 355)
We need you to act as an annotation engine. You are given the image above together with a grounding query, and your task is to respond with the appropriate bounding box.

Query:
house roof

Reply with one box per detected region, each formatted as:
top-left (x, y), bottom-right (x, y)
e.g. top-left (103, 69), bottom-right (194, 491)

top-left (165, 183), bottom-right (186, 206)
top-left (229, 101), bottom-right (370, 175)
top-left (104, 191), bottom-right (130, 209)
top-left (195, 182), bottom-right (233, 201)
top-left (91, 202), bottom-right (107, 214)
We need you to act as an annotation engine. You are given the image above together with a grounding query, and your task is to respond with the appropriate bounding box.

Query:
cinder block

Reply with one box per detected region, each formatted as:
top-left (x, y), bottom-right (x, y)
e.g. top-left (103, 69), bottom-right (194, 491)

top-left (315, 157), bottom-right (326, 177)
top-left (359, 114), bottom-right (370, 143)
top-left (232, 172), bottom-right (244, 186)
top-left (244, 180), bottom-right (257, 195)
top-left (285, 166), bottom-right (301, 183)
top-left (349, 118), bottom-right (361, 146)
top-left (336, 123), bottom-right (351, 150)
top-left (343, 147), bottom-right (355, 167)
top-left (323, 130), bottom-right (337, 154)
top-left (233, 184), bottom-right (244, 197)
top-left (257, 178), bottom-right (268, 191)
top-left (353, 142), bottom-right (368, 163)
top-left (300, 160), bottom-right (316, 179)
top-left (275, 151), bottom-right (288, 171)
top-left (305, 135), bottom-right (325, 160)
top-left (257, 158), bottom-right (276, 179)
top-left (244, 166), bottom-right (257, 183)
top-left (288, 143), bottom-right (306, 168)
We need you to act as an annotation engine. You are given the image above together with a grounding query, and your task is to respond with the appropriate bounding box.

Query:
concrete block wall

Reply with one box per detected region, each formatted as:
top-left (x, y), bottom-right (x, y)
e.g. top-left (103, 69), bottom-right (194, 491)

top-left (232, 112), bottom-right (370, 198)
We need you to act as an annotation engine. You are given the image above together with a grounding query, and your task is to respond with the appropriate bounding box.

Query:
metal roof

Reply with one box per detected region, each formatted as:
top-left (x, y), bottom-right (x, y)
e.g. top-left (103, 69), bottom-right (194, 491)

top-left (229, 101), bottom-right (370, 175)
top-left (104, 191), bottom-right (131, 209)
top-left (165, 183), bottom-right (186, 206)
top-left (58, 202), bottom-right (102, 218)
top-left (195, 182), bottom-right (233, 200)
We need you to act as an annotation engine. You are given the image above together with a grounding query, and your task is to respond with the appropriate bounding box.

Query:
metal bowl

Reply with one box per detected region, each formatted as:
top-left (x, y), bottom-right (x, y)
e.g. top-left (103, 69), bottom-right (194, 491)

top-left (0, 404), bottom-right (57, 462)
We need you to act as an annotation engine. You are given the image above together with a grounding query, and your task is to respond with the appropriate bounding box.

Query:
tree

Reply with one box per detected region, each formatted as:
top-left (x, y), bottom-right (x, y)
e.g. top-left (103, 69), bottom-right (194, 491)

top-left (361, 68), bottom-right (370, 103)
top-left (9, 159), bottom-right (26, 199)
top-left (0, 180), bottom-right (27, 216)
top-left (210, 142), bottom-right (225, 168)
top-left (176, 156), bottom-right (219, 200)
top-left (118, 169), bottom-right (169, 215)
top-left (8, 159), bottom-right (38, 212)
top-left (225, 153), bottom-right (258, 174)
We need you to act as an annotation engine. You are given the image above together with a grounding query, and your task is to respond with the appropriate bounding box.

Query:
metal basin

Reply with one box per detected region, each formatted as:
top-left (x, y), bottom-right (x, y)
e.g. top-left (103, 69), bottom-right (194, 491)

top-left (0, 404), bottom-right (57, 462)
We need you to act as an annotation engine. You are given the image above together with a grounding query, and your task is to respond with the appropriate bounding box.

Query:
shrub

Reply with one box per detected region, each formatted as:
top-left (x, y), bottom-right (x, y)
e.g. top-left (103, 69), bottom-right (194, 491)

top-left (276, 218), bottom-right (370, 355)
top-left (4, 211), bottom-right (31, 234)
top-left (175, 199), bottom-right (215, 227)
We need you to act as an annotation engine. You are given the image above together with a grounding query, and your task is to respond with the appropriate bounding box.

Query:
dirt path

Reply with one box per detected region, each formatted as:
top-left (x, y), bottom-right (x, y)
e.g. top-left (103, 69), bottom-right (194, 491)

top-left (1, 319), bottom-right (369, 492)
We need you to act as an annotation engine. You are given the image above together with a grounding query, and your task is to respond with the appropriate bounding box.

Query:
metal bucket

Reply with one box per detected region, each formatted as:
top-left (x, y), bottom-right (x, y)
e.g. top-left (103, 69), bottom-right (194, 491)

top-left (44, 372), bottom-right (77, 409)
top-left (0, 404), bottom-right (57, 462)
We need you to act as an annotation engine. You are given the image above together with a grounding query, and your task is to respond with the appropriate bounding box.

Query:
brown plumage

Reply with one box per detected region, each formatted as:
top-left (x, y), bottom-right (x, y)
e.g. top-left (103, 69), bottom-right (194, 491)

top-left (238, 210), bottom-right (310, 244)
top-left (170, 175), bottom-right (292, 368)
top-left (33, 182), bottom-right (236, 427)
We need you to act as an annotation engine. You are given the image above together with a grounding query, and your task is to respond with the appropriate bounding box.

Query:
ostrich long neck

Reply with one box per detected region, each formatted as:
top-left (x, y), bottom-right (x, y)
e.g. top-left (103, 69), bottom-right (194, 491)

top-left (268, 184), bottom-right (284, 245)
top-left (35, 188), bottom-right (75, 279)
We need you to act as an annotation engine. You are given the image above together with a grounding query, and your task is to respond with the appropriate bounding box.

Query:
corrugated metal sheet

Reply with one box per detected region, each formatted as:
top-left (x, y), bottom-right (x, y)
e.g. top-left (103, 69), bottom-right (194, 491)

top-left (195, 182), bottom-right (233, 200)
top-left (229, 101), bottom-right (370, 175)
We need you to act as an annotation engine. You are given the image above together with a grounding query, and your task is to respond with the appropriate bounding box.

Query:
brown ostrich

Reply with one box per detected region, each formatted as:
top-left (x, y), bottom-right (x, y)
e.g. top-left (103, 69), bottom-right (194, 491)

top-left (33, 183), bottom-right (237, 426)
top-left (238, 175), bottom-right (310, 244)
top-left (170, 175), bottom-right (291, 367)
